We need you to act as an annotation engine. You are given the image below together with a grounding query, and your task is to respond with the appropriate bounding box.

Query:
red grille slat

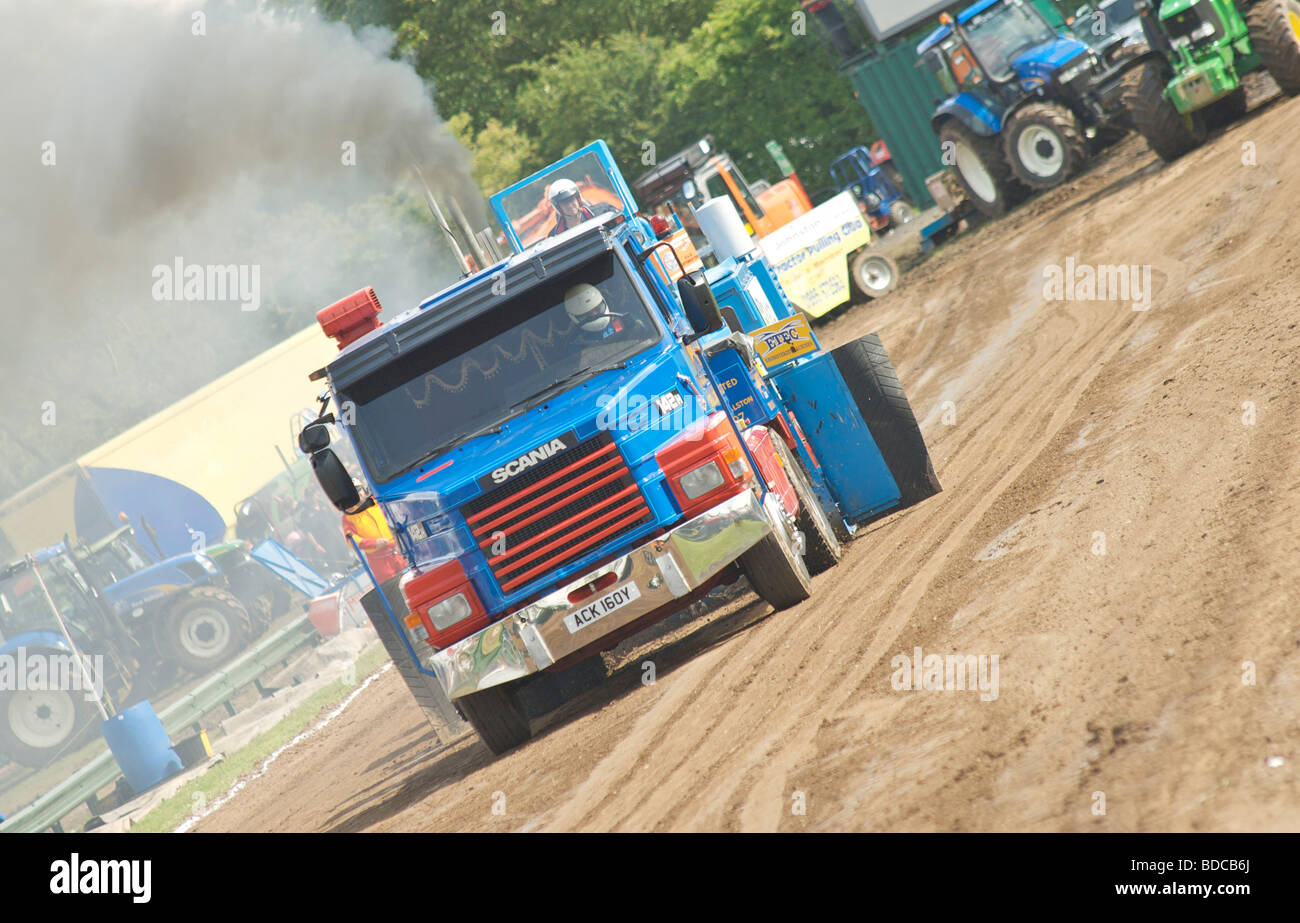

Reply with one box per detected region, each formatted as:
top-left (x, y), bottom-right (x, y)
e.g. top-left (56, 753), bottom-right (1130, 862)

top-left (465, 442), bottom-right (619, 527)
top-left (470, 455), bottom-right (626, 538)
top-left (487, 486), bottom-right (643, 567)
top-left (497, 503), bottom-right (651, 591)
top-left (461, 433), bottom-right (654, 596)
top-left (478, 470), bottom-right (639, 548)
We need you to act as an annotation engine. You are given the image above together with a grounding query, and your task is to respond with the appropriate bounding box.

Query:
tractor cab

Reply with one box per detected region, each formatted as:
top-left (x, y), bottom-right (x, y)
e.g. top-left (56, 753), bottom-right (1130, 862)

top-left (0, 549), bottom-right (117, 656)
top-left (828, 146), bottom-right (913, 231)
top-left (919, 0), bottom-right (1088, 99)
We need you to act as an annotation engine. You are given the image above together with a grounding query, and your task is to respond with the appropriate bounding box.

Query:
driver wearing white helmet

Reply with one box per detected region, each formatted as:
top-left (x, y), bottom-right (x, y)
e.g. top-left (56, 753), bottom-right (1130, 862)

top-left (548, 179), bottom-right (617, 237)
top-left (563, 282), bottom-right (645, 343)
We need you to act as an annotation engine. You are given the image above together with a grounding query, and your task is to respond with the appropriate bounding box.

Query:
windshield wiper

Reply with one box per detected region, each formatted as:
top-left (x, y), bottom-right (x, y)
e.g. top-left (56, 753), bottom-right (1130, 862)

top-left (429, 420), bottom-right (506, 459)
top-left (504, 361), bottom-right (628, 417)
top-left (394, 361), bottom-right (628, 480)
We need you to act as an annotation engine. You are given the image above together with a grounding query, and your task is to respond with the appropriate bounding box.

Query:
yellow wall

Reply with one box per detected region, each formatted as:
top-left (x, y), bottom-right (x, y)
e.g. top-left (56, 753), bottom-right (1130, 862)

top-left (77, 326), bottom-right (339, 531)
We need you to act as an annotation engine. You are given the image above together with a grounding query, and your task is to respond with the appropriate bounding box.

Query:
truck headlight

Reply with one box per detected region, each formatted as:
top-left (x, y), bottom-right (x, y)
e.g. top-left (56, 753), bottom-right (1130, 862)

top-left (196, 554), bottom-right (219, 575)
top-left (679, 461), bottom-right (725, 499)
top-left (425, 592), bottom-right (472, 630)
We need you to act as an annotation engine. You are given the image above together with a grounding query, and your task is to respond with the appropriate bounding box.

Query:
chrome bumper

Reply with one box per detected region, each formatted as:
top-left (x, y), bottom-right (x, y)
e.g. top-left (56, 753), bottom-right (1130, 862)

top-left (428, 490), bottom-right (775, 699)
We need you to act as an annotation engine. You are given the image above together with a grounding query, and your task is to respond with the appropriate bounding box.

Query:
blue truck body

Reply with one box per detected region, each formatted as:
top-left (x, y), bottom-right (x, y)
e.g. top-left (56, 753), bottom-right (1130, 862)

top-left (304, 141), bottom-right (941, 753)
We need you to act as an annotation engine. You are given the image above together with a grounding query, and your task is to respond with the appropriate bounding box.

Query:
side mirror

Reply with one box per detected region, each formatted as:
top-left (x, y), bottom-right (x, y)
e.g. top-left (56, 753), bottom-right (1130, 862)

top-left (310, 449), bottom-right (360, 512)
top-left (677, 272), bottom-right (724, 340)
top-left (299, 422), bottom-right (332, 454)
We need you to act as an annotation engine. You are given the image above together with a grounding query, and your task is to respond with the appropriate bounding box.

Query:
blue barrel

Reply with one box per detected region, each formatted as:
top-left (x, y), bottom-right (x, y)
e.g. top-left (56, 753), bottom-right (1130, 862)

top-left (101, 701), bottom-right (182, 794)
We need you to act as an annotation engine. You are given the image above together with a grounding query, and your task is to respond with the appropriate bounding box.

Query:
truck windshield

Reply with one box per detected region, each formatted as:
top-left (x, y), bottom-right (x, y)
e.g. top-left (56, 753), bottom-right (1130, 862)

top-left (965, 2), bottom-right (1058, 79)
top-left (342, 253), bottom-right (662, 484)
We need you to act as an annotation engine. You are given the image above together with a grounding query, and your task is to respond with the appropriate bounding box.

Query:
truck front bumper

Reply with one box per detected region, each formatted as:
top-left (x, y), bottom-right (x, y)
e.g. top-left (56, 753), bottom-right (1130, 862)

top-left (427, 489), bottom-right (777, 699)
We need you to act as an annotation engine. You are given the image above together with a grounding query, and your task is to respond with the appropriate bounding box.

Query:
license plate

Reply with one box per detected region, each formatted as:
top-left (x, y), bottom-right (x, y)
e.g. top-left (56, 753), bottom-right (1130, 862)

top-left (563, 582), bottom-right (641, 634)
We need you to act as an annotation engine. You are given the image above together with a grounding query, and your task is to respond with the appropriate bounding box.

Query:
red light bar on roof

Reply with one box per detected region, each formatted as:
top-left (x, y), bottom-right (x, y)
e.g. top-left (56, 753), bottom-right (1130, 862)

top-left (317, 286), bottom-right (383, 350)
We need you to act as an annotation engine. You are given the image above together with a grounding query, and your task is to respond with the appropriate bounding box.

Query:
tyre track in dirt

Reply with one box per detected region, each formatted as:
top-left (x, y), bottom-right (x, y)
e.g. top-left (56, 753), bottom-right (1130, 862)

top-left (198, 98), bottom-right (1300, 832)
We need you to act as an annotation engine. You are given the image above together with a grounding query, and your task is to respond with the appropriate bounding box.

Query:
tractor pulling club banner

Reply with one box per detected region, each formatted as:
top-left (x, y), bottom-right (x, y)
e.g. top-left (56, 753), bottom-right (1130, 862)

top-left (758, 192), bottom-right (871, 318)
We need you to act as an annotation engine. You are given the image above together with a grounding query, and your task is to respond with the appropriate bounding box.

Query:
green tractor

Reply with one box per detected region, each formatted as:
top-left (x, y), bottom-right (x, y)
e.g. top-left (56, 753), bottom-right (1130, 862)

top-left (1123, 0), bottom-right (1300, 160)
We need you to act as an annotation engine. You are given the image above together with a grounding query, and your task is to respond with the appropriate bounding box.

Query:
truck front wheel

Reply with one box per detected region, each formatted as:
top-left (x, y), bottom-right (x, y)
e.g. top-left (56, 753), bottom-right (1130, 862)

top-left (1248, 0), bottom-right (1300, 95)
top-left (457, 684), bottom-right (532, 755)
top-left (360, 580), bottom-right (468, 744)
top-left (739, 513), bottom-right (812, 611)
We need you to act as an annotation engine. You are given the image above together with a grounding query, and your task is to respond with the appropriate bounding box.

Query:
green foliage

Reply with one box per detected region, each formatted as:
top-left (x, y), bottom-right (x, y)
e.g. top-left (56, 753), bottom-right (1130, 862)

top-left (446, 114), bottom-right (539, 197)
top-left (319, 0), bottom-right (877, 198)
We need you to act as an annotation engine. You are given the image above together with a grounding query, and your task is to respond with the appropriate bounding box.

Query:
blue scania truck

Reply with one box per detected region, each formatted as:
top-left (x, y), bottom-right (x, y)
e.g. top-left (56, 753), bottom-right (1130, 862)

top-left (300, 141), bottom-right (941, 754)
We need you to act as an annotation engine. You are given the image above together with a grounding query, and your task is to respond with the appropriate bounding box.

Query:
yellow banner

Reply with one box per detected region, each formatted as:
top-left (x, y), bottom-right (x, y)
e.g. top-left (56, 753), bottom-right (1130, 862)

top-left (751, 314), bottom-right (817, 369)
top-left (758, 192), bottom-right (871, 318)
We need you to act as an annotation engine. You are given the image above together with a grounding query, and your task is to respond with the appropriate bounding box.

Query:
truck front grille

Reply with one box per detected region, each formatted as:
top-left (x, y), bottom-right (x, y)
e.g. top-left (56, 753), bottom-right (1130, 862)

top-left (462, 433), bottom-right (652, 593)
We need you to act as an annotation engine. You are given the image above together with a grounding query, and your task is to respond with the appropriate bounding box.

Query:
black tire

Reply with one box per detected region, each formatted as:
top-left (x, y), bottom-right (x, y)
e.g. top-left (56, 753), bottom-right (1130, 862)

top-left (739, 525), bottom-right (812, 611)
top-left (938, 122), bottom-right (1022, 218)
top-left (770, 436), bottom-right (842, 575)
top-left (1002, 101), bottom-right (1090, 189)
top-left (1206, 86), bottom-right (1248, 129)
top-left (457, 683), bottom-right (532, 755)
top-left (849, 249), bottom-right (900, 300)
top-left (360, 579), bottom-right (469, 742)
top-left (831, 334), bottom-right (942, 512)
top-left (0, 681), bottom-right (98, 769)
top-left (1122, 57), bottom-right (1207, 161)
top-left (162, 586), bottom-right (251, 674)
top-left (1248, 0), bottom-right (1300, 95)
top-left (888, 200), bottom-right (917, 226)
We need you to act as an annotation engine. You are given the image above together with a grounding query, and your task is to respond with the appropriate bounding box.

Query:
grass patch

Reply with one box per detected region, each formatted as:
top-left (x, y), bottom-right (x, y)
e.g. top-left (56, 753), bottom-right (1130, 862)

top-left (132, 641), bottom-right (390, 833)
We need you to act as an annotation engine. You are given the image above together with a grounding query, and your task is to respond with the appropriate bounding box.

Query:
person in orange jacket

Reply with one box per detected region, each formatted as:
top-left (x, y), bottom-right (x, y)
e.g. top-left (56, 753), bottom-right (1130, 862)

top-left (341, 486), bottom-right (406, 585)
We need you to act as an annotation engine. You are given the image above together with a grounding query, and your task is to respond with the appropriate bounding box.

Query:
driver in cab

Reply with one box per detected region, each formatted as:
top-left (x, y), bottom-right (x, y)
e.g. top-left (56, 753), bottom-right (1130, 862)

top-left (563, 282), bottom-right (648, 347)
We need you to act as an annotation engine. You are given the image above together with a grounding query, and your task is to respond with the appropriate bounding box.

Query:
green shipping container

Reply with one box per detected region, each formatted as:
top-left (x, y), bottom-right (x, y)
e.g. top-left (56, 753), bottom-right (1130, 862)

top-left (839, 39), bottom-right (949, 208)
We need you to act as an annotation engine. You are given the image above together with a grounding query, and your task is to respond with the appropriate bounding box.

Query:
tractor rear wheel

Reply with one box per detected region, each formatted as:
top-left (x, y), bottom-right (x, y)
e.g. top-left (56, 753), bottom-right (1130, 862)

top-left (0, 684), bottom-right (97, 769)
top-left (849, 249), bottom-right (900, 300)
top-left (1248, 0), bottom-right (1300, 95)
top-left (1122, 57), bottom-right (1207, 161)
top-left (1003, 102), bottom-right (1089, 189)
top-left (938, 123), bottom-right (1021, 218)
top-left (163, 587), bottom-right (251, 674)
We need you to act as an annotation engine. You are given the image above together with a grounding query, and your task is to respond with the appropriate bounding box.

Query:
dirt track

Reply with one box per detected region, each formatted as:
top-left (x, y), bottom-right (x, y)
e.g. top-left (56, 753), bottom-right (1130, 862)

top-left (199, 94), bottom-right (1300, 833)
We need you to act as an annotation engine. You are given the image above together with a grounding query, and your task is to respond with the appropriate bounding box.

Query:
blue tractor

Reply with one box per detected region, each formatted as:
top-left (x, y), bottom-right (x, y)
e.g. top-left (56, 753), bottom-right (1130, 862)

top-left (0, 527), bottom-right (259, 768)
top-left (828, 146), bottom-right (918, 231)
top-left (919, 0), bottom-right (1143, 216)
